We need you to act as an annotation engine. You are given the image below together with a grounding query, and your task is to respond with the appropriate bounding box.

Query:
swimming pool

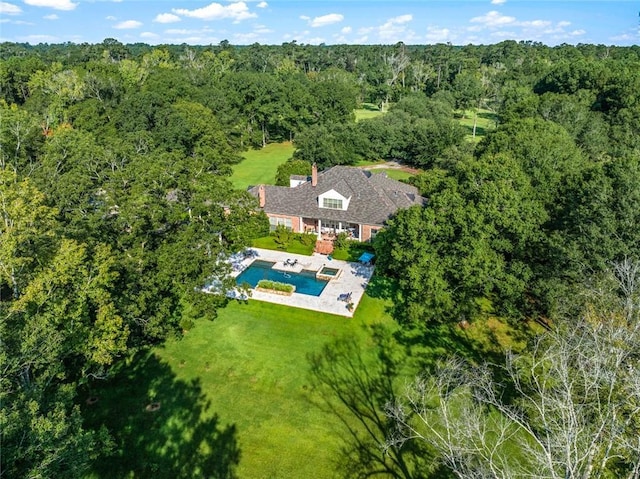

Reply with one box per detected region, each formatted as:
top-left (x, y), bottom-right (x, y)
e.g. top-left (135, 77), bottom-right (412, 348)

top-left (235, 260), bottom-right (329, 297)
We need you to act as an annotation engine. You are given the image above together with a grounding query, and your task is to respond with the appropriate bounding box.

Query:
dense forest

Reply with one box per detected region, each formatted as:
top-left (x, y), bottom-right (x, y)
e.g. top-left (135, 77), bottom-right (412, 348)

top-left (1, 39), bottom-right (640, 478)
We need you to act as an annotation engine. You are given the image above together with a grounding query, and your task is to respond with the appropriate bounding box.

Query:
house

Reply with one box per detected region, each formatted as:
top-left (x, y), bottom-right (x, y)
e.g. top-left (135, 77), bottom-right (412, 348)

top-left (248, 163), bottom-right (426, 242)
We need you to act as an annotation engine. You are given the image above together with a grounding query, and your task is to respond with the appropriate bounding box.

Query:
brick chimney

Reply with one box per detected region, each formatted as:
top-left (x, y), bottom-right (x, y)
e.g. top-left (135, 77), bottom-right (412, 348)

top-left (258, 184), bottom-right (266, 207)
top-left (311, 162), bottom-right (318, 187)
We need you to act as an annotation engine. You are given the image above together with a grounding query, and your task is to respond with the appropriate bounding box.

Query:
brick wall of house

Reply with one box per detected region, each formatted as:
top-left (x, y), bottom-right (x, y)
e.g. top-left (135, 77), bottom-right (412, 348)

top-left (267, 213), bottom-right (301, 233)
top-left (361, 225), bottom-right (382, 242)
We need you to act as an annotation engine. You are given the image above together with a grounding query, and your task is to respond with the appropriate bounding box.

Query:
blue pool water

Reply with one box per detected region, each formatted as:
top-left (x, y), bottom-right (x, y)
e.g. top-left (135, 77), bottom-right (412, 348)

top-left (236, 260), bottom-right (328, 296)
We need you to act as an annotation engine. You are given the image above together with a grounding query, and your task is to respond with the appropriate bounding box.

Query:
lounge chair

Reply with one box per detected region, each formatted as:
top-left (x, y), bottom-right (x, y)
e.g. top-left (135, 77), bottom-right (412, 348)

top-left (337, 292), bottom-right (352, 302)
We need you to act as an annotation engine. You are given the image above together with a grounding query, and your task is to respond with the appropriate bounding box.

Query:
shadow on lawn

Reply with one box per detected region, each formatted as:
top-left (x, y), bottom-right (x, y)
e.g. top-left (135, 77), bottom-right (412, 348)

top-left (83, 350), bottom-right (240, 479)
top-left (308, 325), bottom-right (436, 479)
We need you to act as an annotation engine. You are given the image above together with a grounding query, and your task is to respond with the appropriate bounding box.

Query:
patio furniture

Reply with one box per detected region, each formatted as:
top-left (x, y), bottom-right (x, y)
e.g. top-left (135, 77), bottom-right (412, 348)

top-left (358, 252), bottom-right (375, 266)
top-left (337, 292), bottom-right (352, 302)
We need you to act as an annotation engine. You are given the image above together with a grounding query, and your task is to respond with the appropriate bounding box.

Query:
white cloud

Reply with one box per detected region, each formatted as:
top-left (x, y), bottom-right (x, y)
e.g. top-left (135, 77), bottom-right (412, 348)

top-left (557, 21), bottom-right (571, 27)
top-left (257, 1), bottom-right (267, 8)
top-left (43, 13), bottom-right (58, 19)
top-left (140, 31), bottom-right (159, 38)
top-left (0, 2), bottom-right (21, 14)
top-left (520, 20), bottom-right (551, 29)
top-left (392, 14), bottom-right (413, 24)
top-left (354, 36), bottom-right (368, 43)
top-left (308, 13), bottom-right (343, 28)
top-left (19, 33), bottom-right (60, 42)
top-left (341, 26), bottom-right (351, 34)
top-left (490, 30), bottom-right (516, 38)
top-left (154, 13), bottom-right (180, 24)
top-left (425, 26), bottom-right (452, 43)
top-left (610, 32), bottom-right (636, 42)
top-left (23, 0), bottom-right (77, 11)
top-left (106, 15), bottom-right (116, 20)
top-left (570, 29), bottom-right (585, 36)
top-left (471, 10), bottom-right (515, 27)
top-left (307, 37), bottom-right (325, 45)
top-left (378, 14), bottom-right (413, 41)
top-left (114, 20), bottom-right (142, 29)
top-left (164, 27), bottom-right (213, 35)
top-left (299, 15), bottom-right (310, 21)
top-left (165, 28), bottom-right (197, 35)
top-left (491, 0), bottom-right (506, 4)
top-left (172, 2), bottom-right (256, 22)
top-left (234, 32), bottom-right (260, 43)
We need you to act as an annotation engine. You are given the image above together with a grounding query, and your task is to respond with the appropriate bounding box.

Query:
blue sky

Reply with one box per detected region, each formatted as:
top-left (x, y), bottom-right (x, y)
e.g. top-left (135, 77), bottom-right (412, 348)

top-left (1, 0), bottom-right (639, 46)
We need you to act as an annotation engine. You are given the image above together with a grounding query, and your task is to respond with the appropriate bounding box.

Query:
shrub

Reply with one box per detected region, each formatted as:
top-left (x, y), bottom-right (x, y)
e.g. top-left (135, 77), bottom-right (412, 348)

top-left (298, 233), bottom-right (317, 247)
top-left (273, 224), bottom-right (293, 249)
top-left (179, 318), bottom-right (195, 331)
top-left (257, 280), bottom-right (295, 293)
top-left (334, 231), bottom-right (349, 249)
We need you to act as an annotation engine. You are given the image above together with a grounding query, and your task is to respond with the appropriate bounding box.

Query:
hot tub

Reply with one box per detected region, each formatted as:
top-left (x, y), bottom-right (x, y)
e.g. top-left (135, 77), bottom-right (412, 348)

top-left (316, 266), bottom-right (341, 281)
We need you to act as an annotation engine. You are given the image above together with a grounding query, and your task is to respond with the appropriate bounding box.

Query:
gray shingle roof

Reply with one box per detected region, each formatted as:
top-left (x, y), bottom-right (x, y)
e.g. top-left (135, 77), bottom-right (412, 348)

top-left (249, 166), bottom-right (426, 225)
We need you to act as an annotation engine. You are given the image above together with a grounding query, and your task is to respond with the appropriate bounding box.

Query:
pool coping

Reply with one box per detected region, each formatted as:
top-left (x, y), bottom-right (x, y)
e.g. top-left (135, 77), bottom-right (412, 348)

top-left (229, 248), bottom-right (374, 317)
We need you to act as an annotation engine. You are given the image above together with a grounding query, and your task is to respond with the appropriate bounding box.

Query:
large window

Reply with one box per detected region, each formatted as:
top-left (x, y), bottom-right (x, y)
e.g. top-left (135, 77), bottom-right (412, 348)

top-left (269, 216), bottom-right (292, 231)
top-left (322, 198), bottom-right (343, 209)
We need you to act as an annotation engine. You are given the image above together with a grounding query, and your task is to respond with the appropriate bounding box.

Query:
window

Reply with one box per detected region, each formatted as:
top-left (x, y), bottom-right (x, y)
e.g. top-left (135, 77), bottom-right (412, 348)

top-left (269, 216), bottom-right (292, 231)
top-left (322, 198), bottom-right (343, 209)
top-left (369, 228), bottom-right (380, 241)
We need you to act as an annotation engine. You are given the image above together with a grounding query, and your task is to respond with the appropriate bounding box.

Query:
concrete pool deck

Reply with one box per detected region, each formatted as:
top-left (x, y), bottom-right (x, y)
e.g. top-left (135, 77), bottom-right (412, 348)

top-left (230, 248), bottom-right (374, 317)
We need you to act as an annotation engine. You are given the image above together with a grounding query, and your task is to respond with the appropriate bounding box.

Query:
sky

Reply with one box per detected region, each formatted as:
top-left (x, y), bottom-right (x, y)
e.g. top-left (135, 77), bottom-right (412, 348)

top-left (0, 0), bottom-right (639, 46)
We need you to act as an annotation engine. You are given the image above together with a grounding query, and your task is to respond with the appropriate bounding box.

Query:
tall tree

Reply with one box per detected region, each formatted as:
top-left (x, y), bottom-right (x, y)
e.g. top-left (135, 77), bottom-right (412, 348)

top-left (386, 261), bottom-right (640, 479)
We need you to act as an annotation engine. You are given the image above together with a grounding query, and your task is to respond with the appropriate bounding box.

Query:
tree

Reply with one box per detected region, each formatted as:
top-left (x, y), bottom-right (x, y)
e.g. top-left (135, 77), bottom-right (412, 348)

top-left (0, 172), bottom-right (124, 477)
top-left (475, 118), bottom-right (586, 209)
top-left (386, 261), bottom-right (640, 479)
top-left (375, 152), bottom-right (547, 325)
top-left (0, 170), bottom-right (57, 299)
top-left (293, 122), bottom-right (366, 168)
top-left (275, 158), bottom-right (311, 186)
top-left (0, 100), bottom-right (43, 173)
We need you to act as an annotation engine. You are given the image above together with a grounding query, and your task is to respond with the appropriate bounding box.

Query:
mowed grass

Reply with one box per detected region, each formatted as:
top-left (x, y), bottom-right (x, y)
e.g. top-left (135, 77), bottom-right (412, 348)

top-left (231, 142), bottom-right (295, 190)
top-left (457, 108), bottom-right (499, 142)
top-left (354, 102), bottom-right (384, 122)
top-left (368, 168), bottom-right (415, 181)
top-left (85, 294), bottom-right (397, 478)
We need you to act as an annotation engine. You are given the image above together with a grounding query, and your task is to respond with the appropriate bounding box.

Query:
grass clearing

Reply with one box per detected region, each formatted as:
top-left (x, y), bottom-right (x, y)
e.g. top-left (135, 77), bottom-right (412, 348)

top-left (354, 103), bottom-right (384, 122)
top-left (84, 272), bottom-right (539, 478)
top-left (85, 297), bottom-right (396, 478)
top-left (368, 168), bottom-right (415, 181)
top-left (457, 108), bottom-right (499, 142)
top-left (231, 142), bottom-right (295, 190)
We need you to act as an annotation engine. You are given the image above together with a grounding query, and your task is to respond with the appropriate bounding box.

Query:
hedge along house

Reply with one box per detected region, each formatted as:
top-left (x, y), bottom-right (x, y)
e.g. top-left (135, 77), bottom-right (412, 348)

top-left (249, 163), bottom-right (426, 243)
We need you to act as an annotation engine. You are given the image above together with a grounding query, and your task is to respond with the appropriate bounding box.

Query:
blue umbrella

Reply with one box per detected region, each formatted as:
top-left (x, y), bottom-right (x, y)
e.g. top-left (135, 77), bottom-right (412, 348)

top-left (358, 252), bottom-right (375, 263)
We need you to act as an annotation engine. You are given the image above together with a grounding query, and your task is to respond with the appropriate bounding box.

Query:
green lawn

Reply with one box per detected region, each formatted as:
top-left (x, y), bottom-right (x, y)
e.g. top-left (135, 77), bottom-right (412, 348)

top-left (84, 295), bottom-right (397, 478)
top-left (457, 108), bottom-right (499, 142)
top-left (354, 103), bottom-right (384, 122)
top-left (83, 281), bottom-right (538, 478)
top-left (251, 234), bottom-right (316, 255)
top-left (231, 142), bottom-right (295, 190)
top-left (368, 168), bottom-right (415, 181)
